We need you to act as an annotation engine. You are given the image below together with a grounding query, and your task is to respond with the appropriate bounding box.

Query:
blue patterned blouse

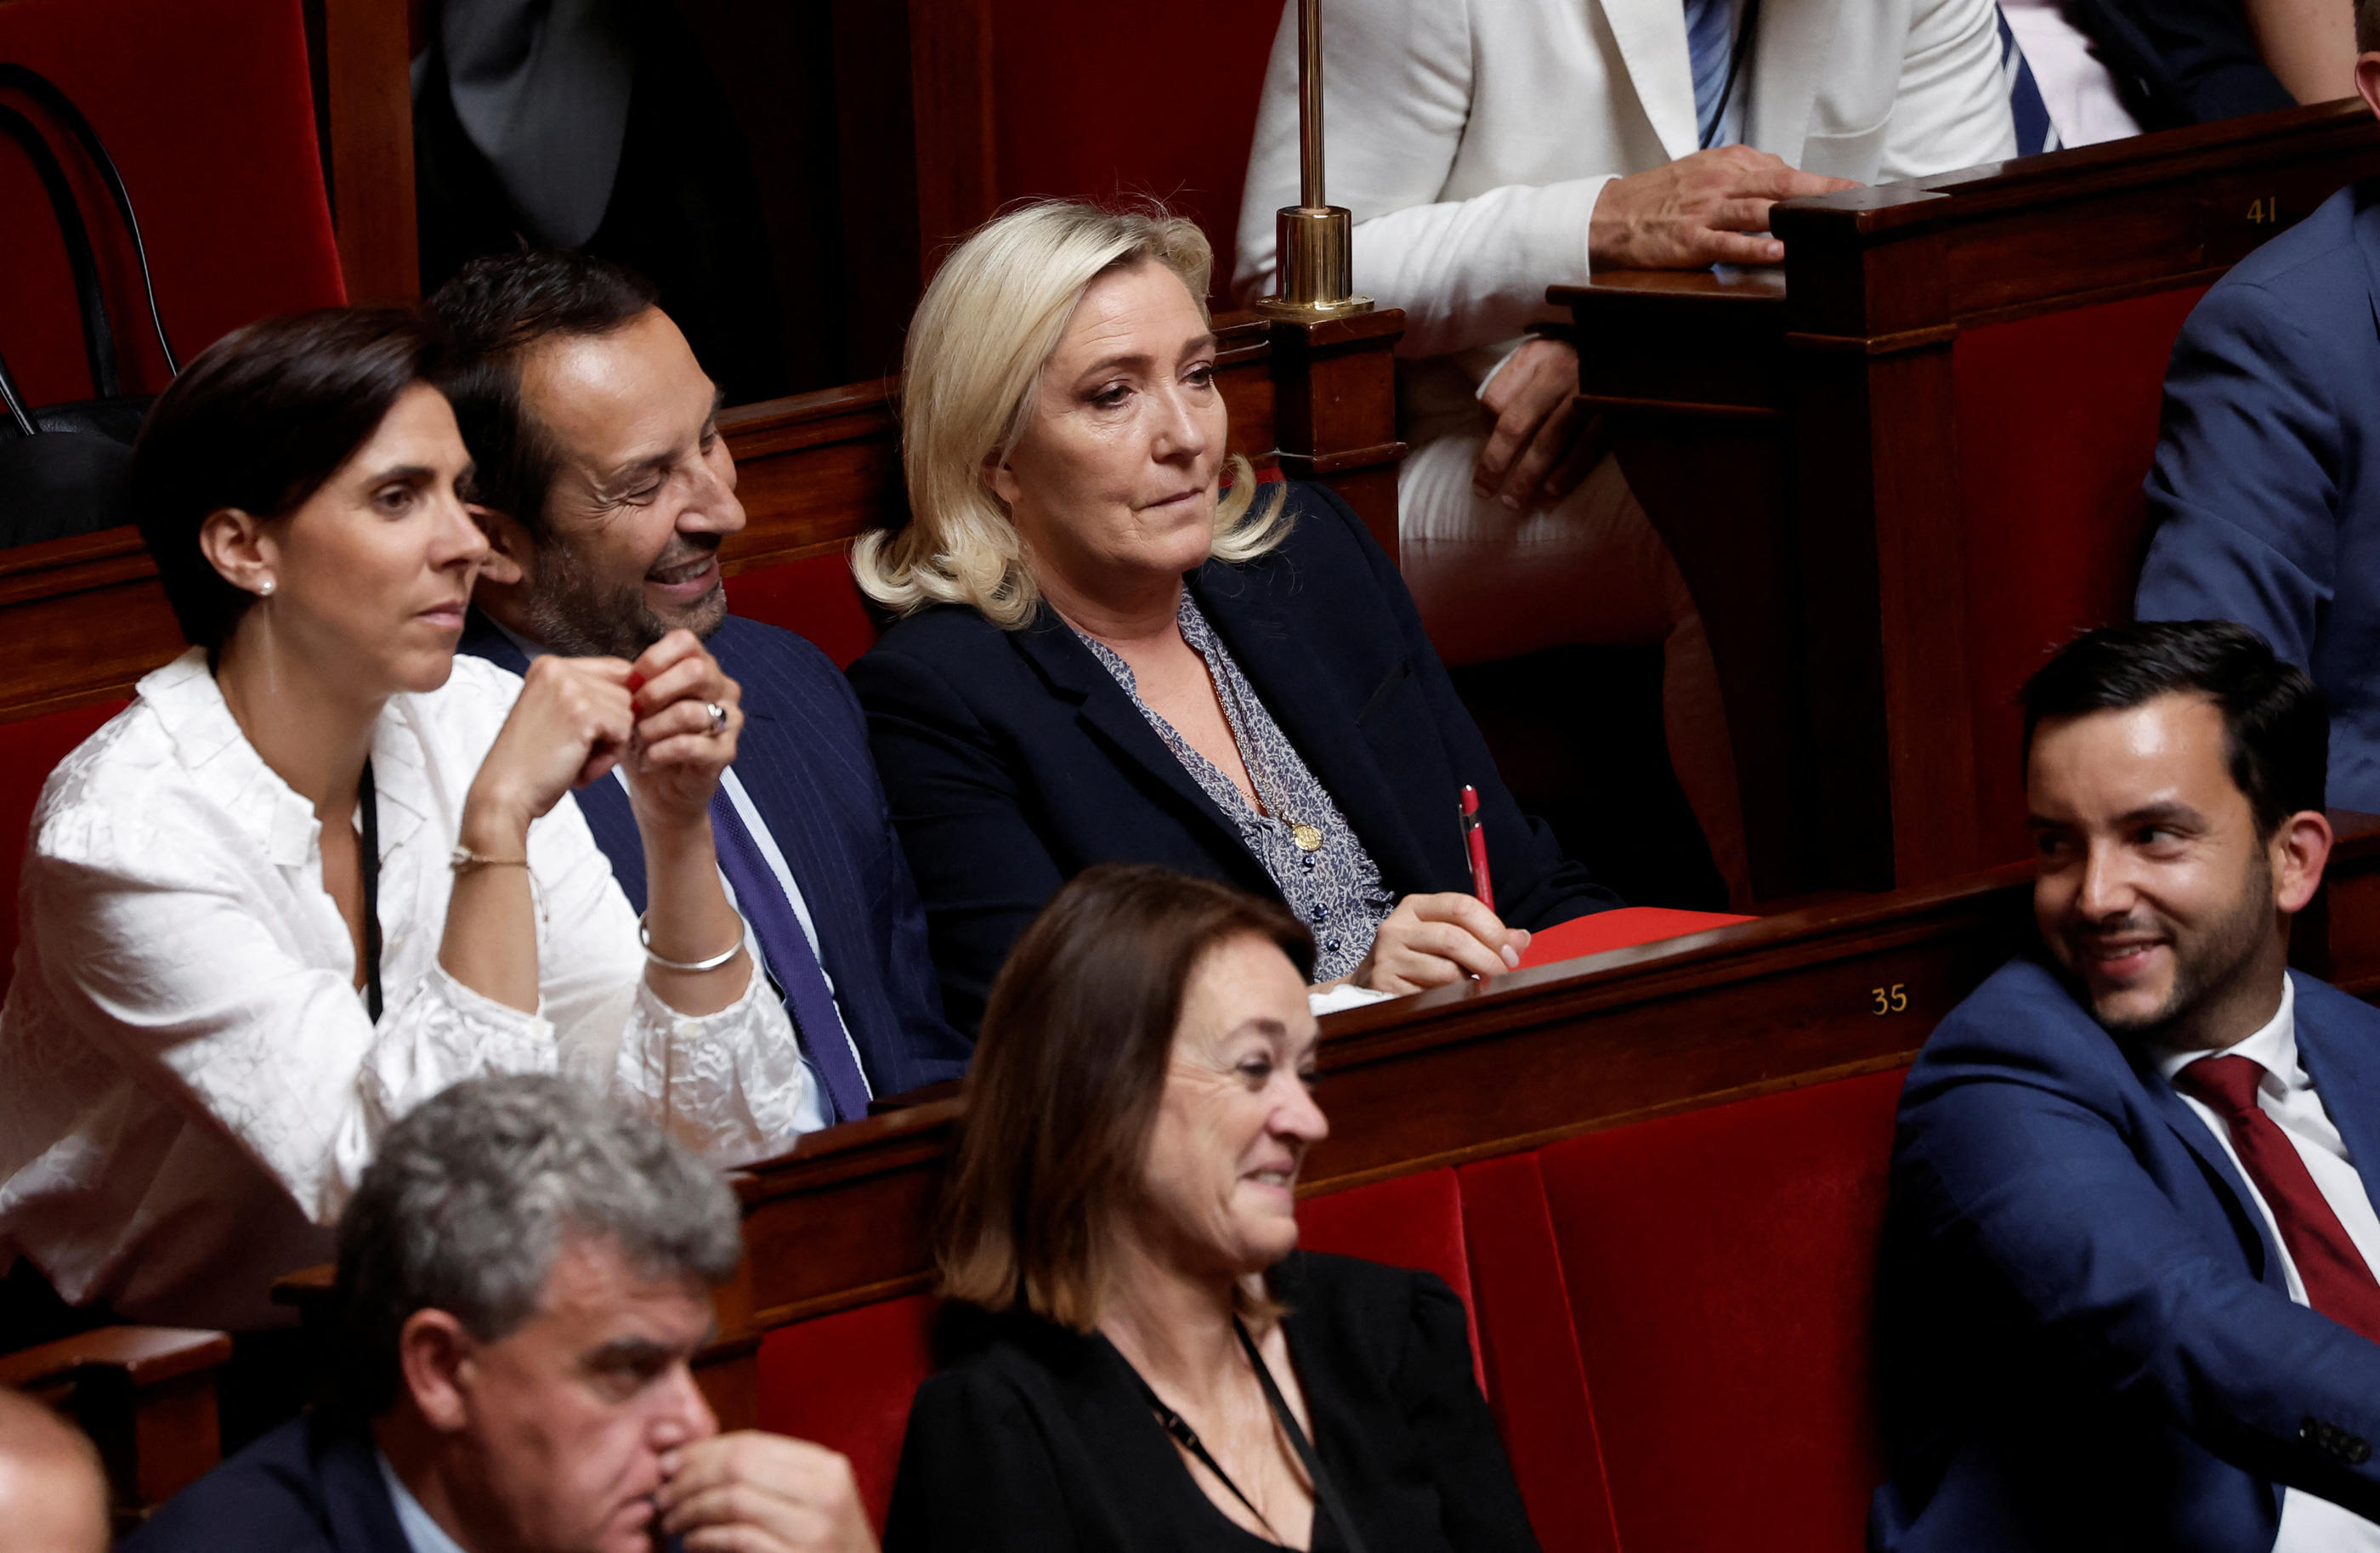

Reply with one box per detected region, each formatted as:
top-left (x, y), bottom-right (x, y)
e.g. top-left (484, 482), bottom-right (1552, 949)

top-left (1070, 591), bottom-right (1397, 981)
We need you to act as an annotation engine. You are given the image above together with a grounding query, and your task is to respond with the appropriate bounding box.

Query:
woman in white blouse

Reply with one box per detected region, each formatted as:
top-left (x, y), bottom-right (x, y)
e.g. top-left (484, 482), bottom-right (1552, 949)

top-left (0, 310), bottom-right (811, 1330)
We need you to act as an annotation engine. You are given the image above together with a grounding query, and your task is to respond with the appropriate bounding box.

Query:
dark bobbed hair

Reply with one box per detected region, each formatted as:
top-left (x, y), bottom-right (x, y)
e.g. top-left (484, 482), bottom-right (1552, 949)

top-left (2361, 0), bottom-right (2377, 54)
top-left (130, 309), bottom-right (438, 658)
top-left (936, 864), bottom-right (1316, 1331)
top-left (2020, 620), bottom-right (2328, 835)
top-left (422, 248), bottom-right (660, 541)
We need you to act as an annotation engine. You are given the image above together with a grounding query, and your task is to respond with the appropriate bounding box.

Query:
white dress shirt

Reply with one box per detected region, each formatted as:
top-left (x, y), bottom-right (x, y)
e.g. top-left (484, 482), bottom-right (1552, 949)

top-left (0, 649), bottom-right (813, 1329)
top-left (379, 1451), bottom-right (468, 1553)
top-left (2157, 976), bottom-right (2380, 1551)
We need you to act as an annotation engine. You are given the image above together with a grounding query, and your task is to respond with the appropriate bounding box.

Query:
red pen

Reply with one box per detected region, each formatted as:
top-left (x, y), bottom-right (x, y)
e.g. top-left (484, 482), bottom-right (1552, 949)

top-left (1460, 784), bottom-right (1494, 914)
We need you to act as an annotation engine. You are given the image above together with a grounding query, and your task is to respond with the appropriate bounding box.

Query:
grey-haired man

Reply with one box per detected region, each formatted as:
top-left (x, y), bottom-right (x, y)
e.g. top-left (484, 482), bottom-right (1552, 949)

top-left (122, 1075), bottom-right (875, 1553)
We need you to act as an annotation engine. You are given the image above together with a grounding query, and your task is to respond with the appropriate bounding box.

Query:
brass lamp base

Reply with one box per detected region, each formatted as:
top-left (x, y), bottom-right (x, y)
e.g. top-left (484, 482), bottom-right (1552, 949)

top-left (1255, 205), bottom-right (1374, 321)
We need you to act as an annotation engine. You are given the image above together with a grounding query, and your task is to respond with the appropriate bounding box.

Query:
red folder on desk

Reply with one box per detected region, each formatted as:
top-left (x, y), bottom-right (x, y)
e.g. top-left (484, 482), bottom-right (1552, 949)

top-left (1516, 907), bottom-right (1756, 970)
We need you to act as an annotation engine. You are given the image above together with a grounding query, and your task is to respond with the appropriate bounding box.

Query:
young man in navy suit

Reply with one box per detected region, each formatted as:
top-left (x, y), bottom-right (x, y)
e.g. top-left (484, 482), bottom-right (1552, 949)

top-left (125, 1076), bottom-right (875, 1553)
top-left (2136, 10), bottom-right (2380, 812)
top-left (425, 251), bottom-right (967, 1123)
top-left (1874, 621), bottom-right (2380, 1552)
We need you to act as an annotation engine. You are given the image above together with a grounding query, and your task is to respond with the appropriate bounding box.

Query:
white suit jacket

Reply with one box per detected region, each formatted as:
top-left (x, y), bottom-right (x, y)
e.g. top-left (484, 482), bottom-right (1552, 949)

top-left (1232, 0), bottom-right (2020, 367)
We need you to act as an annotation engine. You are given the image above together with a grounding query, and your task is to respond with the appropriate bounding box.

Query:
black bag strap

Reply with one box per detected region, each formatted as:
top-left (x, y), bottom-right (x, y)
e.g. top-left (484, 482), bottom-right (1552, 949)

top-left (1236, 1318), bottom-right (1370, 1553)
top-left (1124, 1322), bottom-right (1372, 1553)
top-left (0, 64), bottom-right (180, 378)
top-left (0, 101), bottom-right (117, 422)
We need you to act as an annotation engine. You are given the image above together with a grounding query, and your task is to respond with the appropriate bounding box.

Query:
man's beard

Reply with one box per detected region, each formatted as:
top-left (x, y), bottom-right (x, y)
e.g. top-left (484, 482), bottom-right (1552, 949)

top-left (2075, 847), bottom-right (2273, 1040)
top-left (518, 535), bottom-right (727, 660)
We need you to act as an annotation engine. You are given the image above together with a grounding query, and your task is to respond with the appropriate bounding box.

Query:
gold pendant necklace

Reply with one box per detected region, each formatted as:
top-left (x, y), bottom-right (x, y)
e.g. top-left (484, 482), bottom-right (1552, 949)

top-left (1290, 822), bottom-right (1323, 853)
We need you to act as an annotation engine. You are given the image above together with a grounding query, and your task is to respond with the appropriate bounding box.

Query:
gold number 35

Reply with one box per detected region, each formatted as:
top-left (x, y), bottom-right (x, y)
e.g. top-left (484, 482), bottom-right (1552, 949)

top-left (1871, 983), bottom-right (1909, 1016)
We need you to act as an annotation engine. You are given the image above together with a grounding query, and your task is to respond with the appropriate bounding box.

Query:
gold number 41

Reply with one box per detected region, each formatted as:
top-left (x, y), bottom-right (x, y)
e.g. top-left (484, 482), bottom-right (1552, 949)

top-left (1871, 983), bottom-right (1909, 1016)
top-left (2248, 197), bottom-right (2281, 224)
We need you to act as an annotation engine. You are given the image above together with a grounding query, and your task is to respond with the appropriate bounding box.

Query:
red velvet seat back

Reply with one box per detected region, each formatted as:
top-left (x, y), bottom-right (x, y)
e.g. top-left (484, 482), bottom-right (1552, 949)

top-left (754, 1291), bottom-right (938, 1531)
top-left (992, 0), bottom-right (1284, 292)
top-left (0, 0), bottom-right (344, 405)
top-left (0, 699), bottom-right (127, 995)
top-left (723, 554), bottom-right (878, 669)
top-left (1953, 287), bottom-right (2204, 866)
top-left (1515, 1068), bottom-right (1905, 1553)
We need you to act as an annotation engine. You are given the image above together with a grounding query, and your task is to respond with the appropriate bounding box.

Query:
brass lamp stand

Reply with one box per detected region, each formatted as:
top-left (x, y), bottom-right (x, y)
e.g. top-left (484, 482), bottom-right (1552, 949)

top-left (1254, 0), bottom-right (1373, 321)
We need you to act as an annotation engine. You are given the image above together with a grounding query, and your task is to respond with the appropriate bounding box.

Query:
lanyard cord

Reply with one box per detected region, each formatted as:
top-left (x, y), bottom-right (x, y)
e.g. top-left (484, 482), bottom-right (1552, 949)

top-left (359, 758), bottom-right (382, 1023)
top-left (1124, 1320), bottom-right (1371, 1553)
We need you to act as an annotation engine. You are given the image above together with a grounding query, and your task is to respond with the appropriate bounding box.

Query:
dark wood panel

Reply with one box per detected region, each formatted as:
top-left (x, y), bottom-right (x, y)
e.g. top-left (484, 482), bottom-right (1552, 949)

top-left (320, 0), bottom-right (418, 304)
top-left (1556, 104), bottom-right (2380, 898)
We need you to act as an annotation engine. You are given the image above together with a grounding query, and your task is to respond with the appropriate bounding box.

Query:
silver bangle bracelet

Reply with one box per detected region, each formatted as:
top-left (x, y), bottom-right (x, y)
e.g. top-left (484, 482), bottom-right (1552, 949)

top-left (638, 913), bottom-right (745, 973)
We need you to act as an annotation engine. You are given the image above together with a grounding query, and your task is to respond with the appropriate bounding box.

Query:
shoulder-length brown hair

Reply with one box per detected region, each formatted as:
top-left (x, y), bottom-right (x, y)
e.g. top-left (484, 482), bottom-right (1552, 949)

top-left (936, 864), bottom-right (1315, 1331)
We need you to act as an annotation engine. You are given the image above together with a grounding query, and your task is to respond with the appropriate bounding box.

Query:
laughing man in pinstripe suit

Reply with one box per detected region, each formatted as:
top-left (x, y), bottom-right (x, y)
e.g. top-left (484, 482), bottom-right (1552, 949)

top-left (427, 249), bottom-right (968, 1124)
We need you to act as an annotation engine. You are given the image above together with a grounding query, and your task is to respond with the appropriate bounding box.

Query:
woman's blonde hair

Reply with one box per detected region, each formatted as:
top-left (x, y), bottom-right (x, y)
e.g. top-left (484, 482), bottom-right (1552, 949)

top-left (853, 201), bottom-right (1290, 628)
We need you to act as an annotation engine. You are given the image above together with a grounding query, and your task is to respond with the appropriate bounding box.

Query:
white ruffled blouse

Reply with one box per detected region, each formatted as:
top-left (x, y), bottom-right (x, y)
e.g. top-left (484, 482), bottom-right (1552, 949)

top-left (0, 649), bottom-right (812, 1329)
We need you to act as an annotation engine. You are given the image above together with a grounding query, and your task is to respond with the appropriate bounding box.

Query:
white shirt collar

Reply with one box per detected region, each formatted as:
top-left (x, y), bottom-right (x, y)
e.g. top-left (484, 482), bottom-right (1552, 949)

top-left (134, 648), bottom-right (438, 869)
top-left (2152, 974), bottom-right (2300, 1086)
top-left (376, 1449), bottom-right (472, 1553)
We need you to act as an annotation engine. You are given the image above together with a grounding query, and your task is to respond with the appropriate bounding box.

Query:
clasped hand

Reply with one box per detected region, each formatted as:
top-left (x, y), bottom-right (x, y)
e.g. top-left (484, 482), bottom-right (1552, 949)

top-left (470, 630), bottom-right (743, 836)
top-left (655, 1431), bottom-right (878, 1553)
top-left (1588, 145), bottom-right (1858, 270)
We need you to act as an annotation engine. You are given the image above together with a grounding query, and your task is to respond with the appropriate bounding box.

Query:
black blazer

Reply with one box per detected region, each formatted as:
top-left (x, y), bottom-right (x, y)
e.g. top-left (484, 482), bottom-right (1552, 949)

top-left (463, 611), bottom-right (972, 1095)
top-left (847, 481), bottom-right (1620, 1030)
top-left (121, 1413), bottom-right (407, 1553)
top-left (885, 1253), bottom-right (1541, 1553)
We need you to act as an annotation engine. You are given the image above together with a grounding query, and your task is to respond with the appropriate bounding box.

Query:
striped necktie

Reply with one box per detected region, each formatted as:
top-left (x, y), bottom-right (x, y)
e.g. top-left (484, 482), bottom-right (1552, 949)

top-left (1684, 0), bottom-right (1737, 148)
top-left (1997, 7), bottom-right (2062, 157)
top-left (708, 789), bottom-right (873, 1125)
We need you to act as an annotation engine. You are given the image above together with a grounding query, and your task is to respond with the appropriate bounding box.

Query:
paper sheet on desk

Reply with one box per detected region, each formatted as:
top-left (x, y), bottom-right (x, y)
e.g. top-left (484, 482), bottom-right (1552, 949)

top-left (1516, 907), bottom-right (1755, 970)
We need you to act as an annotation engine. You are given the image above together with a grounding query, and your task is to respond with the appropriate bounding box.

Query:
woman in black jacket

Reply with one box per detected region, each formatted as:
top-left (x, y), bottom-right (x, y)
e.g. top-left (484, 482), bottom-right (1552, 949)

top-left (848, 201), bottom-right (1618, 1031)
top-left (886, 864), bottom-right (1540, 1552)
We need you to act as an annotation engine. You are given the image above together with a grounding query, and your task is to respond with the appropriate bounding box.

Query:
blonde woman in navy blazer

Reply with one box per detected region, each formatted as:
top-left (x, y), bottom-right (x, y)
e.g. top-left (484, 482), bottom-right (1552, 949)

top-left (848, 202), bottom-right (1618, 1032)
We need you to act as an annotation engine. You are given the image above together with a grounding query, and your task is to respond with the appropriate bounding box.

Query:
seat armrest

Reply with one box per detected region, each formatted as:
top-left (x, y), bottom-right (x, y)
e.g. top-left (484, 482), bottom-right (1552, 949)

top-left (1, 1326), bottom-right (232, 1514)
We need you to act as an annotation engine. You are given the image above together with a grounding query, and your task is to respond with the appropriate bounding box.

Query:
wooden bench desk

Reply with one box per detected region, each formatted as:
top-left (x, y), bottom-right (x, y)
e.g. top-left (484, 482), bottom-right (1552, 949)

top-left (1556, 102), bottom-right (2380, 902)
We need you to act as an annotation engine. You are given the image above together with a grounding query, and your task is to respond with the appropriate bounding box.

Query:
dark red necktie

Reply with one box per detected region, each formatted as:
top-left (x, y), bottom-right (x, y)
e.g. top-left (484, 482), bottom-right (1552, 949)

top-left (2177, 1054), bottom-right (2380, 1345)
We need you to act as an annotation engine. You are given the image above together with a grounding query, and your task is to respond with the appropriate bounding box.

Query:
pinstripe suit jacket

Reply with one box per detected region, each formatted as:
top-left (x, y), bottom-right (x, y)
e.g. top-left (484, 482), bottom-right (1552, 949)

top-left (462, 612), bottom-right (969, 1098)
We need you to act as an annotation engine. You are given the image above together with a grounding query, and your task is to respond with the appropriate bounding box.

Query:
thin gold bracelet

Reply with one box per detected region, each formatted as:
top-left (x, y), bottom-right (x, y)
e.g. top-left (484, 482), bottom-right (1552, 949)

top-left (638, 913), bottom-right (746, 973)
top-left (450, 847), bottom-right (530, 875)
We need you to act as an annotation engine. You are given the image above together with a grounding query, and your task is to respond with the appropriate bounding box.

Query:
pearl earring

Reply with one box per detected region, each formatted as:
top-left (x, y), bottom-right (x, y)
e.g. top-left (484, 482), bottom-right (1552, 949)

top-left (258, 580), bottom-right (275, 597)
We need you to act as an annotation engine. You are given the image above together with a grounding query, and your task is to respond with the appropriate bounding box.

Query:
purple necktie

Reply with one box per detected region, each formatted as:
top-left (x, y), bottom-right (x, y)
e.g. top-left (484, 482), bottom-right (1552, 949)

top-left (709, 790), bottom-right (871, 1125)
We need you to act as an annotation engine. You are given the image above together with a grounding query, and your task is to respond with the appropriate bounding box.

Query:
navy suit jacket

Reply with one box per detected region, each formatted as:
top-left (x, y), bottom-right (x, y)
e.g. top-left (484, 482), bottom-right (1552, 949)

top-left (1873, 957), bottom-right (2380, 1553)
top-left (2137, 181), bottom-right (2380, 813)
top-left (847, 480), bottom-right (1622, 1033)
top-left (462, 612), bottom-right (969, 1097)
top-left (122, 1414), bottom-right (407, 1553)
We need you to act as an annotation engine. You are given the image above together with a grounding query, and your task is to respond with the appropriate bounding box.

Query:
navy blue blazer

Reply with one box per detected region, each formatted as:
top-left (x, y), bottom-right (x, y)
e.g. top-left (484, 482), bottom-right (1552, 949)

top-left (846, 480), bottom-right (1621, 1033)
top-left (1873, 957), bottom-right (2380, 1553)
top-left (2137, 180), bottom-right (2380, 812)
top-left (462, 612), bottom-right (969, 1096)
top-left (2063, 0), bottom-right (2292, 132)
top-left (122, 1414), bottom-right (407, 1553)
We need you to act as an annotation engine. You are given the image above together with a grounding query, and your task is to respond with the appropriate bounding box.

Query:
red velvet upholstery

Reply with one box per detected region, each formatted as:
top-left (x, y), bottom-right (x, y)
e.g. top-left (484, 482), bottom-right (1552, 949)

top-left (0, 699), bottom-right (126, 994)
top-left (992, 0), bottom-right (1283, 294)
top-left (1297, 1166), bottom-right (1482, 1392)
top-left (753, 1292), bottom-right (938, 1532)
top-left (722, 553), bottom-right (879, 669)
top-left (0, 0), bottom-right (344, 405)
top-left (1953, 286), bottom-right (2205, 866)
top-left (1458, 1151), bottom-right (1623, 1553)
top-left (1527, 1068), bottom-right (1906, 1553)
